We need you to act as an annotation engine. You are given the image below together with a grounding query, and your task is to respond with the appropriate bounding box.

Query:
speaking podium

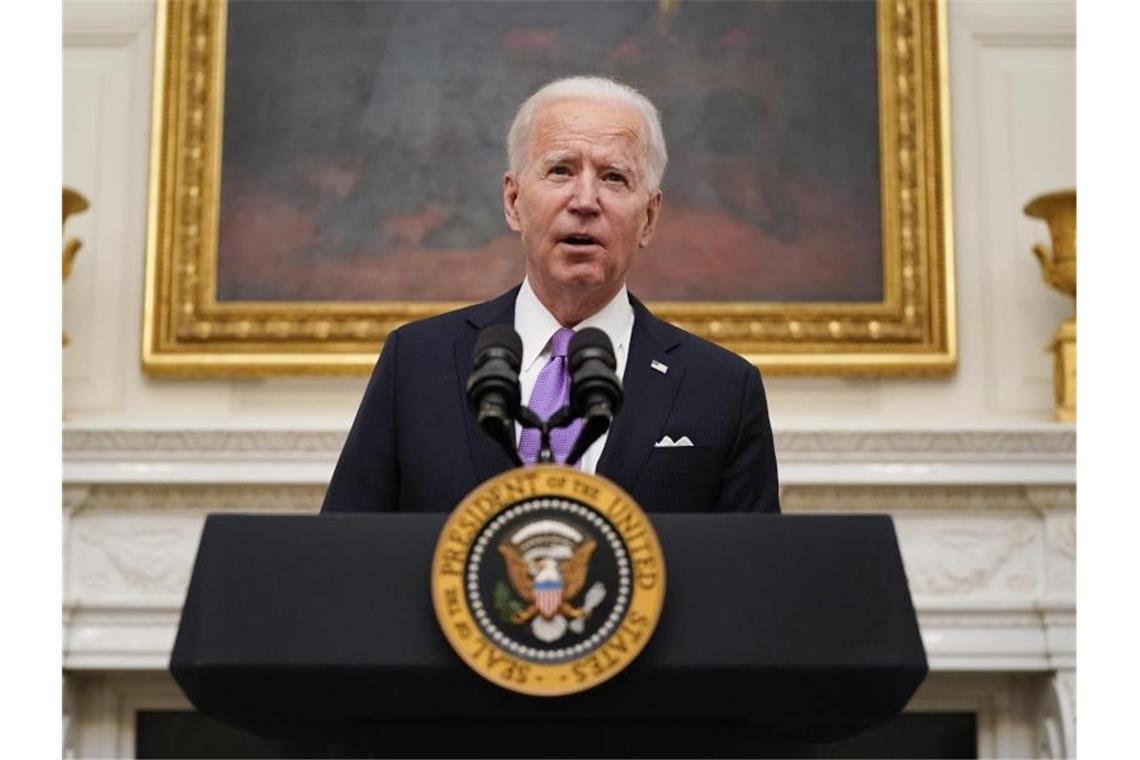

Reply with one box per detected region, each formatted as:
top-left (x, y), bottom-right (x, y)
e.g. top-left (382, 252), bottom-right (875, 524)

top-left (171, 513), bottom-right (926, 758)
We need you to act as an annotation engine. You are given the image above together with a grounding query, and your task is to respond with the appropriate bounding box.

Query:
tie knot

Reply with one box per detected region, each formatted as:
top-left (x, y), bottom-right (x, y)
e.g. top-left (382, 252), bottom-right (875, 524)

top-left (549, 327), bottom-right (575, 358)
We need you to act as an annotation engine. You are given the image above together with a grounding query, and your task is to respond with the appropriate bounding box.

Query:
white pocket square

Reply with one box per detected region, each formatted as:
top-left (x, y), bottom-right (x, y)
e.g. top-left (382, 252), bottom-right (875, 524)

top-left (654, 435), bottom-right (694, 447)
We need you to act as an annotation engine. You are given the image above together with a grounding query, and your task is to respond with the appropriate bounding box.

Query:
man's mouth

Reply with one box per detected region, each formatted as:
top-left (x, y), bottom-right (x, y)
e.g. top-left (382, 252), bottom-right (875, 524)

top-left (560, 233), bottom-right (602, 248)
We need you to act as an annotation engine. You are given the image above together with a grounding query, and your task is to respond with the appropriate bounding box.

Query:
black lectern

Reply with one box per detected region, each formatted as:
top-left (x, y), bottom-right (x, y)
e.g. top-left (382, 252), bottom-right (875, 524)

top-left (171, 514), bottom-right (926, 758)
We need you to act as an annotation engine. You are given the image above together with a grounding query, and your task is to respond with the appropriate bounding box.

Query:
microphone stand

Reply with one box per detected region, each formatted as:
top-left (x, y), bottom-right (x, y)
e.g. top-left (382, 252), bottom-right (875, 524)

top-left (517, 405), bottom-right (609, 466)
top-left (516, 405), bottom-right (574, 464)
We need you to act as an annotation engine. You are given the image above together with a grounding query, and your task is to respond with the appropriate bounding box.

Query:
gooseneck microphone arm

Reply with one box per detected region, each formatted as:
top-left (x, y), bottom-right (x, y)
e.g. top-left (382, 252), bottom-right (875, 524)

top-left (564, 328), bottom-right (623, 466)
top-left (563, 414), bottom-right (610, 467)
top-left (515, 405), bottom-right (555, 464)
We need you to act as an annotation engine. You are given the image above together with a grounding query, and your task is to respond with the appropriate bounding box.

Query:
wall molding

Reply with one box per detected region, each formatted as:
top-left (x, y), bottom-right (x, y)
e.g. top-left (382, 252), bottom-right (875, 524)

top-left (951, 0), bottom-right (1075, 46)
top-left (63, 481), bottom-right (1075, 515)
top-left (63, 425), bottom-right (1076, 485)
top-left (63, 0), bottom-right (154, 39)
top-left (784, 484), bottom-right (1074, 512)
top-left (64, 483), bottom-right (326, 516)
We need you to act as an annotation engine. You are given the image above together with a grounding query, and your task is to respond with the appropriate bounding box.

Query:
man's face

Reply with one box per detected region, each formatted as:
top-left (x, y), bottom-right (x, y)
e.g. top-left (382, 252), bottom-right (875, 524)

top-left (504, 97), bottom-right (661, 307)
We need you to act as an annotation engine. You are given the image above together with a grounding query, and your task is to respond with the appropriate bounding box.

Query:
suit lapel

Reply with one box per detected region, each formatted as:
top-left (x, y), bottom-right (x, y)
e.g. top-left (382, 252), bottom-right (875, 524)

top-left (597, 296), bottom-right (684, 494)
top-left (455, 287), bottom-right (520, 483)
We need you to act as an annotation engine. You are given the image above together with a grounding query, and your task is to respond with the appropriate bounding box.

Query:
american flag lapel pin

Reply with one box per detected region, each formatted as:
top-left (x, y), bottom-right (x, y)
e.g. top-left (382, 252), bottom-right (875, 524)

top-left (650, 360), bottom-right (668, 375)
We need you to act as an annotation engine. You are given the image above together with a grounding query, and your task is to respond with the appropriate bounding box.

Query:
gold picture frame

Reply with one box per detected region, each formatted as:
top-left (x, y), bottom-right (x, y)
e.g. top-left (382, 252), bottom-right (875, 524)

top-left (143, 0), bottom-right (954, 377)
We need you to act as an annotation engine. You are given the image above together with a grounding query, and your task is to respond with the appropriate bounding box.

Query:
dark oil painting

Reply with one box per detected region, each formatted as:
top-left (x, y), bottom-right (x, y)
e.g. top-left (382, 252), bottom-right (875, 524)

top-left (217, 0), bottom-right (882, 304)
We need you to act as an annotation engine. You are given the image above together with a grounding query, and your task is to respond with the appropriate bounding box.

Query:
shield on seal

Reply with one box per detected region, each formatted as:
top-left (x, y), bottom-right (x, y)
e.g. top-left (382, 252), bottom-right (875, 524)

top-left (534, 577), bottom-right (563, 619)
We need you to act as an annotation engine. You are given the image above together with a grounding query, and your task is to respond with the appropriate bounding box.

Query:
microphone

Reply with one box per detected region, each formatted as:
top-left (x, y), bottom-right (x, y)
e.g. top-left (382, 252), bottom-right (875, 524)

top-left (466, 325), bottom-right (524, 466)
top-left (564, 327), bottom-right (623, 466)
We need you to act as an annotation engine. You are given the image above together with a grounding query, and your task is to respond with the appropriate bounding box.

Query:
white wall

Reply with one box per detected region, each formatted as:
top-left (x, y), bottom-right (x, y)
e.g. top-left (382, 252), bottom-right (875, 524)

top-left (63, 0), bottom-right (1076, 429)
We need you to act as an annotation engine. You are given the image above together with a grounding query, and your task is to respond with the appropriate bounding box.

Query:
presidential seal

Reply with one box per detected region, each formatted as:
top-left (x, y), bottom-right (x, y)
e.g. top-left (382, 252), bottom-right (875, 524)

top-left (431, 465), bottom-right (665, 696)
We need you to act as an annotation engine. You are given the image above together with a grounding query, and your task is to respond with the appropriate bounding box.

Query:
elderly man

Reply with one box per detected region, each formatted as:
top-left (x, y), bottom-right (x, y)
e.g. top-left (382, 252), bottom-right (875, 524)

top-left (322, 76), bottom-right (779, 514)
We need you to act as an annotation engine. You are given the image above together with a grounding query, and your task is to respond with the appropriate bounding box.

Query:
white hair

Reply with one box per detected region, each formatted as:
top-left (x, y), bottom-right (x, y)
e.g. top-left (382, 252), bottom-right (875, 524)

top-left (506, 76), bottom-right (668, 193)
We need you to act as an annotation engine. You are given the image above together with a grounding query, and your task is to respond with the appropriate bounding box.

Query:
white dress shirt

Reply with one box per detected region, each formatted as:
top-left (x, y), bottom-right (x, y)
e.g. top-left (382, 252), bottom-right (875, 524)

top-left (514, 277), bottom-right (634, 474)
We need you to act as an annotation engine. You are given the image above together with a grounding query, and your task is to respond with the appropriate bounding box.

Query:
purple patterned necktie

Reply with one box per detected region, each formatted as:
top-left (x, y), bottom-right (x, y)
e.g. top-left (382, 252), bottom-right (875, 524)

top-left (518, 327), bottom-right (585, 465)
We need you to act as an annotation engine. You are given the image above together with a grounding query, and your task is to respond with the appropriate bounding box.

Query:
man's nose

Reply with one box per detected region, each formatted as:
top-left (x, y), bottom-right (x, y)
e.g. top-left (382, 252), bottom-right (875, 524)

top-left (567, 175), bottom-right (601, 215)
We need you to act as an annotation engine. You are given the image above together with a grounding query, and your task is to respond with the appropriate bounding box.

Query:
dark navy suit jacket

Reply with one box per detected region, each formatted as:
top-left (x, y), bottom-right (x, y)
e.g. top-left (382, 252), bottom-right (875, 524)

top-left (321, 287), bottom-right (780, 514)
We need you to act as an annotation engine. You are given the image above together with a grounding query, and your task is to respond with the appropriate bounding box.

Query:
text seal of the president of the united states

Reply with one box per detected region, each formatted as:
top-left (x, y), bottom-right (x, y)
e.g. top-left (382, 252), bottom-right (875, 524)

top-left (431, 465), bottom-right (666, 696)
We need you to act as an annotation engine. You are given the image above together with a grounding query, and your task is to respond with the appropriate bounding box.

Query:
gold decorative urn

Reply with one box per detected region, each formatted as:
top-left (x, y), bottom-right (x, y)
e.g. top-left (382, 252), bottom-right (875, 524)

top-left (63, 187), bottom-right (90, 347)
top-left (1023, 189), bottom-right (1075, 422)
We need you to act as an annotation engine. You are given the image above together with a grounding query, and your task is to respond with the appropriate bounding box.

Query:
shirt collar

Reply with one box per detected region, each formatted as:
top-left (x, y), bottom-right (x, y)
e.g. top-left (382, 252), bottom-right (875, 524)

top-left (515, 277), bottom-right (634, 373)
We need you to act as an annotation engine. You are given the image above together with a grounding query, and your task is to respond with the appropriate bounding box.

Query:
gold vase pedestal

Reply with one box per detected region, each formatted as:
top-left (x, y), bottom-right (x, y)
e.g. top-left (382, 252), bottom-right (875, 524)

top-left (1023, 189), bottom-right (1075, 423)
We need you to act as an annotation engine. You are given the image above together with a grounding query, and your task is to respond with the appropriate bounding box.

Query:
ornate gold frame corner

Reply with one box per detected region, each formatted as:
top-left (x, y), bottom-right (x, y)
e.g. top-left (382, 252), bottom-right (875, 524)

top-left (143, 0), bottom-right (955, 378)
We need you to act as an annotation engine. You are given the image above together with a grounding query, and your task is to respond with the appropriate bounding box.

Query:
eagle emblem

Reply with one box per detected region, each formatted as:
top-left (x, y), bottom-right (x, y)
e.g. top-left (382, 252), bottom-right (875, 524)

top-left (496, 518), bottom-right (606, 643)
top-left (432, 466), bottom-right (666, 696)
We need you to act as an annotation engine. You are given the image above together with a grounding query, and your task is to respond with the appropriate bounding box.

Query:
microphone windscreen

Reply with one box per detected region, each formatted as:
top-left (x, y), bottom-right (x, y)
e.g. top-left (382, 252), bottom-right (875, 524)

top-left (569, 327), bottom-right (616, 369)
top-left (473, 324), bottom-right (523, 367)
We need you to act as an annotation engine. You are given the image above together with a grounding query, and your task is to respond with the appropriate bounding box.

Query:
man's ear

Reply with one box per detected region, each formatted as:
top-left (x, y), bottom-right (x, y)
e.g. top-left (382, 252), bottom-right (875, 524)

top-left (503, 172), bottom-right (522, 232)
top-left (639, 190), bottom-right (663, 248)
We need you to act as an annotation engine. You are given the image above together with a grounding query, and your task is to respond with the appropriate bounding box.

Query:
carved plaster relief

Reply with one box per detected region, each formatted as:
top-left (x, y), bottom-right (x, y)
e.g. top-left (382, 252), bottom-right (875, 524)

top-left (1044, 513), bottom-right (1076, 594)
top-left (782, 484), bottom-right (1073, 608)
top-left (64, 485), bottom-right (322, 606)
top-left (896, 518), bottom-right (1042, 597)
top-left (71, 516), bottom-right (199, 601)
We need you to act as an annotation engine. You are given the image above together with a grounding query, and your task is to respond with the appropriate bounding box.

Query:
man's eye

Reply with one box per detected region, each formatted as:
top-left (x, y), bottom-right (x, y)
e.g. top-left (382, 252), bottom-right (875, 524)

top-left (549, 166), bottom-right (570, 176)
top-left (604, 172), bottom-right (628, 184)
